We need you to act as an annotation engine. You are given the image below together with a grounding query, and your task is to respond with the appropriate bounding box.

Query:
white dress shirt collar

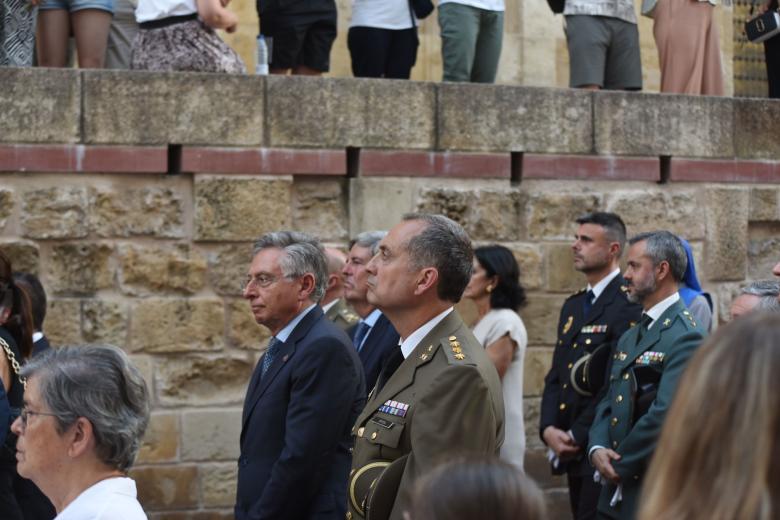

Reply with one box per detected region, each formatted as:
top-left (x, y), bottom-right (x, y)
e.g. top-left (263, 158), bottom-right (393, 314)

top-left (587, 268), bottom-right (621, 302)
top-left (399, 307), bottom-right (453, 359)
top-left (645, 292), bottom-right (680, 329)
top-left (275, 304), bottom-right (317, 343)
top-left (321, 298), bottom-right (339, 313)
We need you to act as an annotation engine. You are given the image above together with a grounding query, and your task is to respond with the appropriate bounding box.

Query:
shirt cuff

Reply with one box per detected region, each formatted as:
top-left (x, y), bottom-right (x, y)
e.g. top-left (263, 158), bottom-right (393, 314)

top-left (588, 445), bottom-right (605, 465)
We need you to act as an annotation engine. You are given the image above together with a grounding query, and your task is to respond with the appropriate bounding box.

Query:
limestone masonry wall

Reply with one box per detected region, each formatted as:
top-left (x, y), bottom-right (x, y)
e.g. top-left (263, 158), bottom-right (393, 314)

top-left (1, 68), bottom-right (779, 518)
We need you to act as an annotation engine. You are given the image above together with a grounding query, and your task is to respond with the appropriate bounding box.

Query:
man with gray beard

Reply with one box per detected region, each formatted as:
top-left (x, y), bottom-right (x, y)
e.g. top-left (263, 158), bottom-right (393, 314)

top-left (588, 231), bottom-right (705, 520)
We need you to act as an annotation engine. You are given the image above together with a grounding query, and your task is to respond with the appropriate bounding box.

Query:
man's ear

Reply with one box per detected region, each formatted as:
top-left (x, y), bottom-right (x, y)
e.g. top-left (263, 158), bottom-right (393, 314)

top-left (299, 273), bottom-right (317, 300)
top-left (656, 260), bottom-right (672, 283)
top-left (325, 273), bottom-right (339, 291)
top-left (67, 418), bottom-right (95, 459)
top-left (609, 242), bottom-right (621, 259)
top-left (414, 267), bottom-right (439, 296)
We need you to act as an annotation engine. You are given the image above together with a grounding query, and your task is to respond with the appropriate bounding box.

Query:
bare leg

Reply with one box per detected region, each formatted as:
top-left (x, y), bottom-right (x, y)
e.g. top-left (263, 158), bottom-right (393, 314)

top-left (36, 9), bottom-right (71, 67)
top-left (72, 8), bottom-right (112, 68)
top-left (292, 64), bottom-right (321, 76)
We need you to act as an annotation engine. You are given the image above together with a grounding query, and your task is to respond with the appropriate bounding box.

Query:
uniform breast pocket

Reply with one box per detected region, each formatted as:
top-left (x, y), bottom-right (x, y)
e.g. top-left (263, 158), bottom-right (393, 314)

top-left (365, 416), bottom-right (405, 459)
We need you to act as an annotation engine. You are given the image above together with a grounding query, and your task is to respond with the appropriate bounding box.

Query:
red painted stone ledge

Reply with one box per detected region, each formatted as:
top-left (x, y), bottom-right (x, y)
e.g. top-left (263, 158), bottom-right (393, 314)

top-left (0, 144), bottom-right (167, 173)
top-left (181, 147), bottom-right (346, 175)
top-left (522, 154), bottom-right (660, 181)
top-left (359, 150), bottom-right (510, 178)
top-left (670, 158), bottom-right (780, 183)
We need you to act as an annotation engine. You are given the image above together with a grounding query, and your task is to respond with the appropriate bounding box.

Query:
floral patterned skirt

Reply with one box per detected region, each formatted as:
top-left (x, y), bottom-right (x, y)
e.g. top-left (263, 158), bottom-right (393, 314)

top-left (130, 18), bottom-right (246, 74)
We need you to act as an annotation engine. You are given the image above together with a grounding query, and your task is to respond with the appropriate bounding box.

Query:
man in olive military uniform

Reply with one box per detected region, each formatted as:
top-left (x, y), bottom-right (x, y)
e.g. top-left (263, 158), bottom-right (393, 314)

top-left (588, 231), bottom-right (705, 520)
top-left (322, 247), bottom-right (360, 330)
top-left (348, 213), bottom-right (504, 520)
top-left (540, 212), bottom-right (641, 520)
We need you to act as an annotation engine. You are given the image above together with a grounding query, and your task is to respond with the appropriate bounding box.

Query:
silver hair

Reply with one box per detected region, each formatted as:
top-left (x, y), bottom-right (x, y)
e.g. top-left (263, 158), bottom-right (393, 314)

top-left (629, 231), bottom-right (688, 282)
top-left (253, 231), bottom-right (328, 301)
top-left (349, 231), bottom-right (387, 257)
top-left (740, 280), bottom-right (780, 312)
top-left (401, 213), bottom-right (473, 303)
top-left (20, 344), bottom-right (150, 472)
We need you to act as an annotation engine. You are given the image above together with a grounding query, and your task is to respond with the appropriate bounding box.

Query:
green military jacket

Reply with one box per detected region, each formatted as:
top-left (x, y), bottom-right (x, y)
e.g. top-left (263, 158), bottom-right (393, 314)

top-left (347, 310), bottom-right (504, 520)
top-left (588, 298), bottom-right (705, 520)
top-left (325, 298), bottom-right (360, 331)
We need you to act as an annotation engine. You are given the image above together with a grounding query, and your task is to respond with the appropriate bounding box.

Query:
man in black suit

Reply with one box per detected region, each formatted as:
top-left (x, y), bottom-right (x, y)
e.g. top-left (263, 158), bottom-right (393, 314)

top-left (342, 231), bottom-right (400, 394)
top-left (12, 272), bottom-right (51, 357)
top-left (540, 212), bottom-right (642, 520)
top-left (235, 231), bottom-right (366, 520)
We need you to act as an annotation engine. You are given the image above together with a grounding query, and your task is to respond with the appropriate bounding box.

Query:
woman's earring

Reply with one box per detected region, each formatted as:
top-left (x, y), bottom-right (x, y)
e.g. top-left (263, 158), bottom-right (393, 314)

top-left (486, 285), bottom-right (493, 294)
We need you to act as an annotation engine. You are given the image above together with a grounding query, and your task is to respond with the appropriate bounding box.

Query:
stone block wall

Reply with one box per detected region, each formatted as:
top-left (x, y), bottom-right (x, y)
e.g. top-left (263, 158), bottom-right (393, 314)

top-left (1, 69), bottom-right (779, 518)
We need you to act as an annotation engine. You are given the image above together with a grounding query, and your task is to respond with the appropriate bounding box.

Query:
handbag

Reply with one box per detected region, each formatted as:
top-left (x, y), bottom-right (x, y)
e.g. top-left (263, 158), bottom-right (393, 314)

top-left (746, 9), bottom-right (780, 43)
top-left (546, 0), bottom-right (565, 14)
top-left (409, 0), bottom-right (434, 19)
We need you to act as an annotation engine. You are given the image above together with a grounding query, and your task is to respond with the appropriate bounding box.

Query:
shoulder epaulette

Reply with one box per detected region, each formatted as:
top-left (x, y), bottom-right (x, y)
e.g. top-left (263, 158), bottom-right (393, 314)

top-left (566, 287), bottom-right (587, 300)
top-left (440, 335), bottom-right (476, 366)
top-left (339, 308), bottom-right (359, 324)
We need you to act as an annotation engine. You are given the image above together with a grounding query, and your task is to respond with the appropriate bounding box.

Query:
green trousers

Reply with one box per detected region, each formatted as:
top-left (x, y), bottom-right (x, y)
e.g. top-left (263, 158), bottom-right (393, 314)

top-left (438, 2), bottom-right (504, 83)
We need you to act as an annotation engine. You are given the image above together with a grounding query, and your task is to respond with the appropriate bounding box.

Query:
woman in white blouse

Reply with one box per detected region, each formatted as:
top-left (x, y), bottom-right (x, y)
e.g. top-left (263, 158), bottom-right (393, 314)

top-left (463, 245), bottom-right (528, 470)
top-left (11, 345), bottom-right (150, 520)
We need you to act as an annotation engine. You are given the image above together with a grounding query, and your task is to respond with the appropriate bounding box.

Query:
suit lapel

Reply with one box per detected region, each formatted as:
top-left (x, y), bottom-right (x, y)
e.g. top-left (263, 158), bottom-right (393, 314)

top-left (583, 276), bottom-right (624, 327)
top-left (241, 306), bottom-right (323, 432)
top-left (356, 311), bottom-right (461, 427)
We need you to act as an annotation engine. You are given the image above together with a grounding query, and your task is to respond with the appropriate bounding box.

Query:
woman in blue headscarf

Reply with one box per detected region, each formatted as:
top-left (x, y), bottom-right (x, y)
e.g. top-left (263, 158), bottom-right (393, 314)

top-left (678, 237), bottom-right (713, 333)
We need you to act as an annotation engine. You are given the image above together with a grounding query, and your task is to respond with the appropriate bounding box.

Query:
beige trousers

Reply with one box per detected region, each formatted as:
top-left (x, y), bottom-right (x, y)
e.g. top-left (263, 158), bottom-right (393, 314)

top-left (653, 0), bottom-right (725, 95)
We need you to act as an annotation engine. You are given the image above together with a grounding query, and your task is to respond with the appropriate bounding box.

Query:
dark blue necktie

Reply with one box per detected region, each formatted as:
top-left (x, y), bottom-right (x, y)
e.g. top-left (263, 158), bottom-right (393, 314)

top-left (261, 337), bottom-right (282, 378)
top-left (353, 321), bottom-right (371, 352)
top-left (583, 290), bottom-right (595, 316)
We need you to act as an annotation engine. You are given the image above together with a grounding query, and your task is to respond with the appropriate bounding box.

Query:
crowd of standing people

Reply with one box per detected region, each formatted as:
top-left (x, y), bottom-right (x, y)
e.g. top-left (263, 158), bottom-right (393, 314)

top-left (0, 0), bottom-right (779, 97)
top-left (1, 208), bottom-right (779, 519)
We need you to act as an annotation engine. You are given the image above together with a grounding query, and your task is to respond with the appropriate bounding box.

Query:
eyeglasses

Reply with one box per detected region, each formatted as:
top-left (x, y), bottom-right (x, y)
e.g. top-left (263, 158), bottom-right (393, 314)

top-left (242, 274), bottom-right (286, 292)
top-left (18, 408), bottom-right (59, 431)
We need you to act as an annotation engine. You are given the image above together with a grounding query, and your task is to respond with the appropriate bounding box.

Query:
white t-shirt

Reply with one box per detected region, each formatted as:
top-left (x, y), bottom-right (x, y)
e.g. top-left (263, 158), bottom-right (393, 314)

top-left (56, 477), bottom-right (147, 520)
top-left (135, 0), bottom-right (197, 24)
top-left (439, 0), bottom-right (505, 12)
top-left (350, 0), bottom-right (416, 30)
top-left (472, 308), bottom-right (527, 471)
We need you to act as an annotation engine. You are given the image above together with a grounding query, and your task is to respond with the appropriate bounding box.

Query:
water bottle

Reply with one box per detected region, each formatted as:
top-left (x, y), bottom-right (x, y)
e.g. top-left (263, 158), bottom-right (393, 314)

top-left (256, 34), bottom-right (269, 75)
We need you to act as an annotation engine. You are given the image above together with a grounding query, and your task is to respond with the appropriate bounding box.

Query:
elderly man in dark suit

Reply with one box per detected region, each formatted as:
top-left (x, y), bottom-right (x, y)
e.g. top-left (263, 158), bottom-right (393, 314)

top-left (588, 231), bottom-right (705, 520)
top-left (342, 231), bottom-right (400, 394)
top-left (236, 231), bottom-right (365, 520)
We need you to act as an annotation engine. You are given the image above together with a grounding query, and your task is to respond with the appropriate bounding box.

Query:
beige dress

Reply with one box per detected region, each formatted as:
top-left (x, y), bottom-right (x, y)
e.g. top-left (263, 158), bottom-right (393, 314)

top-left (472, 308), bottom-right (527, 471)
top-left (653, 0), bottom-right (724, 95)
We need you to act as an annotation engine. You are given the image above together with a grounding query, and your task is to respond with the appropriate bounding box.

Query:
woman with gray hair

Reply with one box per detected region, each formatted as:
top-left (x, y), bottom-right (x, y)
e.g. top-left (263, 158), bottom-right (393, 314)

top-left (10, 344), bottom-right (150, 519)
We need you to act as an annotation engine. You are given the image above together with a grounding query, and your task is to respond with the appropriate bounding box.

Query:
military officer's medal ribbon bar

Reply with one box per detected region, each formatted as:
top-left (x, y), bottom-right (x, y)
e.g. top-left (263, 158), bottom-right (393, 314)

top-left (581, 324), bottom-right (608, 333)
top-left (379, 400), bottom-right (409, 417)
top-left (636, 351), bottom-right (665, 365)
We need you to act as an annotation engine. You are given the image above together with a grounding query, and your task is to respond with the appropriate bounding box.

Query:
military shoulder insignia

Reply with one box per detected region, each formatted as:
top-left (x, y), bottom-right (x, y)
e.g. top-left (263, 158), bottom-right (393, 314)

top-left (379, 400), bottom-right (409, 417)
top-left (449, 337), bottom-right (466, 360)
top-left (581, 324), bottom-right (608, 334)
top-left (636, 351), bottom-right (665, 365)
top-left (340, 309), bottom-right (359, 324)
top-left (562, 316), bottom-right (574, 334)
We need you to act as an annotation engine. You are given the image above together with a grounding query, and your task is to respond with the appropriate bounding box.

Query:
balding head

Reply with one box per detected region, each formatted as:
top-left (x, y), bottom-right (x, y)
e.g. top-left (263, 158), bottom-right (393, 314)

top-left (321, 247), bottom-right (347, 306)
